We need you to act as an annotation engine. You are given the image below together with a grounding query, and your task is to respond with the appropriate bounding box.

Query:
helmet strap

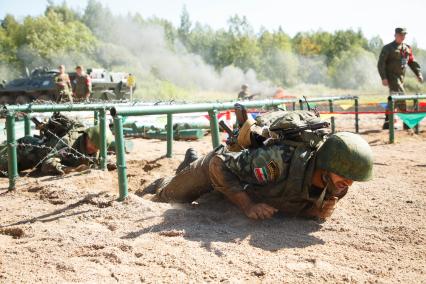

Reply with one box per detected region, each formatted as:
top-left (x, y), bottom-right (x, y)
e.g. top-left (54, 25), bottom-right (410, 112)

top-left (321, 173), bottom-right (348, 199)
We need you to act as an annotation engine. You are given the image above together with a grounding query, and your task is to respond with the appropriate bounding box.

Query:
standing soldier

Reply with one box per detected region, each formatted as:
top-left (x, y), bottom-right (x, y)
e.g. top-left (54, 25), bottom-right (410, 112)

top-left (54, 65), bottom-right (73, 103)
top-left (378, 27), bottom-right (423, 129)
top-left (74, 65), bottom-right (92, 102)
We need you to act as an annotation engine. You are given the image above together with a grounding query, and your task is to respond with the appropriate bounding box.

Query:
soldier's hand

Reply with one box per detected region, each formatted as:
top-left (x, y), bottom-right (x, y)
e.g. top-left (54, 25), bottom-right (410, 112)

top-left (245, 203), bottom-right (278, 220)
top-left (382, 79), bottom-right (389, 86)
top-left (62, 164), bottom-right (90, 174)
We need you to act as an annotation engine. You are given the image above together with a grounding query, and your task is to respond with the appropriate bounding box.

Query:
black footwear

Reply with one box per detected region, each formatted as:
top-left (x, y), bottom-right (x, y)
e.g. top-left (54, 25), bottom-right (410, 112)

top-left (140, 178), bottom-right (164, 196)
top-left (382, 122), bottom-right (389, 130)
top-left (176, 148), bottom-right (198, 174)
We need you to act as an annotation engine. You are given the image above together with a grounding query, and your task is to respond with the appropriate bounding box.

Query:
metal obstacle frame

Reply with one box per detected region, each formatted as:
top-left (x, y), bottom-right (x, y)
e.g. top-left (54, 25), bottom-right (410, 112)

top-left (1, 102), bottom-right (149, 190)
top-left (1, 96), bottom-right (375, 201)
top-left (109, 99), bottom-right (297, 200)
top-left (298, 95), bottom-right (360, 133)
top-left (388, 94), bottom-right (426, 143)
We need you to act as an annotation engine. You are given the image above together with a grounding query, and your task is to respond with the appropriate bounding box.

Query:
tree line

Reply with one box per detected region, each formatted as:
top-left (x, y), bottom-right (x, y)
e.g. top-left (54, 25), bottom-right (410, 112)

top-left (1, 0), bottom-right (425, 92)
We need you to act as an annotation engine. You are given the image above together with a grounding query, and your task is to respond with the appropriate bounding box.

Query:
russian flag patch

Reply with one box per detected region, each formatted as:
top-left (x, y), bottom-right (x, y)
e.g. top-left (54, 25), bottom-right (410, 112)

top-left (254, 167), bottom-right (268, 183)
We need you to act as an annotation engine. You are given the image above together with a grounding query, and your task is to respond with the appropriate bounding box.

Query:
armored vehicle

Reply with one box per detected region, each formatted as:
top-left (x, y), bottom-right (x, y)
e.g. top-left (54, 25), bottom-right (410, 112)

top-left (0, 67), bottom-right (134, 104)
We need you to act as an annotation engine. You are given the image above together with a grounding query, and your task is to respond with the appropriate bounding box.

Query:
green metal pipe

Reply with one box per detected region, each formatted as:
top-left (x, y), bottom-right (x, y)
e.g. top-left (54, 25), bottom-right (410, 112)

top-left (113, 115), bottom-right (128, 201)
top-left (99, 109), bottom-right (107, 170)
top-left (94, 110), bottom-right (99, 126)
top-left (24, 114), bottom-right (31, 136)
top-left (354, 98), bottom-right (359, 133)
top-left (390, 94), bottom-right (426, 101)
top-left (209, 109), bottom-right (220, 148)
top-left (6, 114), bottom-right (18, 190)
top-left (110, 99), bottom-right (296, 117)
top-left (166, 113), bottom-right (173, 158)
top-left (328, 100), bottom-right (335, 133)
top-left (414, 98), bottom-right (419, 134)
top-left (2, 101), bottom-right (150, 113)
top-left (388, 97), bottom-right (395, 143)
top-left (302, 95), bottom-right (359, 103)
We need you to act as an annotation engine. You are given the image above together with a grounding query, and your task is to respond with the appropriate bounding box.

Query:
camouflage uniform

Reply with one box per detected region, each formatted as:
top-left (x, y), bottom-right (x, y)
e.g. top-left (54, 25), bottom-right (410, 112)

top-left (74, 74), bottom-right (92, 101)
top-left (151, 143), bottom-right (327, 216)
top-left (237, 84), bottom-right (249, 100)
top-left (40, 128), bottom-right (96, 174)
top-left (378, 33), bottom-right (422, 127)
top-left (0, 123), bottom-right (96, 175)
top-left (378, 41), bottom-right (421, 94)
top-left (54, 73), bottom-right (73, 102)
top-left (238, 90), bottom-right (249, 100)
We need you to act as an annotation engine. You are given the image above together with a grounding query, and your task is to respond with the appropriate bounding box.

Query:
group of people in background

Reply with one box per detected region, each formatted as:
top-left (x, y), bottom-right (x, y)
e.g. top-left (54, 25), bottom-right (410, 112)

top-left (55, 65), bottom-right (92, 103)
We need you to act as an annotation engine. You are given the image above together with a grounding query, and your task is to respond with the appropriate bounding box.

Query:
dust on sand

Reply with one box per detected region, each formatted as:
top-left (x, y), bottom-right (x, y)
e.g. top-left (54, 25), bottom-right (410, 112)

top-left (0, 128), bottom-right (425, 283)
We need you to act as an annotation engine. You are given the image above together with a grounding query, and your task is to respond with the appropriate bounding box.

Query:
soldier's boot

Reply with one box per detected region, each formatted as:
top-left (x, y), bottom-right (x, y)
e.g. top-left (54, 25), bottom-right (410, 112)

top-left (383, 114), bottom-right (390, 130)
top-left (140, 177), bottom-right (168, 196)
top-left (175, 148), bottom-right (198, 174)
top-left (382, 121), bottom-right (389, 130)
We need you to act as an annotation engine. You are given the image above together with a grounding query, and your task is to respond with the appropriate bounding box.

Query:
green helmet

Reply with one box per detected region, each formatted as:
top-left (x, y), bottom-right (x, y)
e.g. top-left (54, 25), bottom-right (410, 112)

top-left (85, 126), bottom-right (114, 149)
top-left (315, 132), bottom-right (373, 181)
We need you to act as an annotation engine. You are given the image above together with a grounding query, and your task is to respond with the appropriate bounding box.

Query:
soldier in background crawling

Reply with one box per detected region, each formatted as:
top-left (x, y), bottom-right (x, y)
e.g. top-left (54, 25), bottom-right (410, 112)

top-left (0, 113), bottom-right (116, 175)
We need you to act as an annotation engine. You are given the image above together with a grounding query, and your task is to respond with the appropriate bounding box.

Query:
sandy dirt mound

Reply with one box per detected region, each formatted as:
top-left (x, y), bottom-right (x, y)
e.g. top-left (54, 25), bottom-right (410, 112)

top-left (0, 126), bottom-right (426, 283)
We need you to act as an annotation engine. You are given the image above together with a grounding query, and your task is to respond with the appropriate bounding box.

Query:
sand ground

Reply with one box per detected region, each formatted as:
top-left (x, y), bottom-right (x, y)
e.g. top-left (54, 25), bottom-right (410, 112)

top-left (0, 115), bottom-right (425, 283)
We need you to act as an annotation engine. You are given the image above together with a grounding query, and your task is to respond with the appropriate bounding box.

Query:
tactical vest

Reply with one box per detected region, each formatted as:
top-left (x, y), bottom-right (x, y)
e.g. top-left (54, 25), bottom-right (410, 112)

top-left (220, 110), bottom-right (330, 214)
top-left (220, 142), bottom-right (321, 215)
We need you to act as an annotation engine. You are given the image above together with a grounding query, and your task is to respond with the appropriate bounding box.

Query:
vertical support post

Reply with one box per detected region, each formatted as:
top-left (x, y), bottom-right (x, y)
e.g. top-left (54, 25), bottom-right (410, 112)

top-left (389, 97), bottom-right (395, 143)
top-left (99, 108), bottom-right (107, 170)
top-left (292, 102), bottom-right (296, 111)
top-left (354, 98), bottom-right (359, 133)
top-left (414, 98), bottom-right (419, 134)
top-left (24, 114), bottom-right (31, 137)
top-left (166, 113), bottom-right (173, 158)
top-left (6, 113), bottom-right (18, 190)
top-left (94, 110), bottom-right (99, 126)
top-left (113, 115), bottom-right (128, 201)
top-left (208, 109), bottom-right (220, 148)
top-left (329, 99), bottom-right (335, 133)
top-left (299, 99), bottom-right (304, 110)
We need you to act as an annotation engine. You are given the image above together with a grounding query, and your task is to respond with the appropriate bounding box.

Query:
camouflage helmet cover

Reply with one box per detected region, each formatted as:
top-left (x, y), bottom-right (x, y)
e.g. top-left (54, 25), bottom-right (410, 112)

top-left (315, 132), bottom-right (373, 181)
top-left (85, 126), bottom-right (114, 149)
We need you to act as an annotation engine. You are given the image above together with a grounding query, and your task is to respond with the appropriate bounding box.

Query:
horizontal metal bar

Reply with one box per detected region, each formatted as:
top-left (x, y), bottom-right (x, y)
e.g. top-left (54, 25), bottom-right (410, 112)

top-left (389, 94), bottom-right (426, 101)
top-left (299, 95), bottom-right (358, 103)
top-left (110, 99), bottom-right (296, 117)
top-left (2, 102), bottom-right (152, 113)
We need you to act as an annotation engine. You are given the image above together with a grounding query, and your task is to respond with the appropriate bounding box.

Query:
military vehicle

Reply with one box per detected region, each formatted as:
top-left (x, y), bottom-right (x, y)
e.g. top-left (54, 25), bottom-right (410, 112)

top-left (0, 67), bottom-right (134, 104)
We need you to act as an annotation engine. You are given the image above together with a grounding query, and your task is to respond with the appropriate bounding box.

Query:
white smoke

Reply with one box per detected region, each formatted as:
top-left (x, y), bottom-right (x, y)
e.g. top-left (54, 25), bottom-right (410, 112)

top-left (87, 14), bottom-right (275, 96)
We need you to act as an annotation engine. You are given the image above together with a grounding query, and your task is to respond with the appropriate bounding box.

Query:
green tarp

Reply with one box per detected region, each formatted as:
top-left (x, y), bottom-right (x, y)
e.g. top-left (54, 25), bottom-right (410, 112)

top-left (396, 113), bottom-right (426, 128)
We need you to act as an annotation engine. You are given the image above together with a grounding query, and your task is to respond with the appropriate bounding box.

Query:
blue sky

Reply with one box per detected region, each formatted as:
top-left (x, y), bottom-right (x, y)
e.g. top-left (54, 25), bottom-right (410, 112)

top-left (1, 0), bottom-right (425, 48)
